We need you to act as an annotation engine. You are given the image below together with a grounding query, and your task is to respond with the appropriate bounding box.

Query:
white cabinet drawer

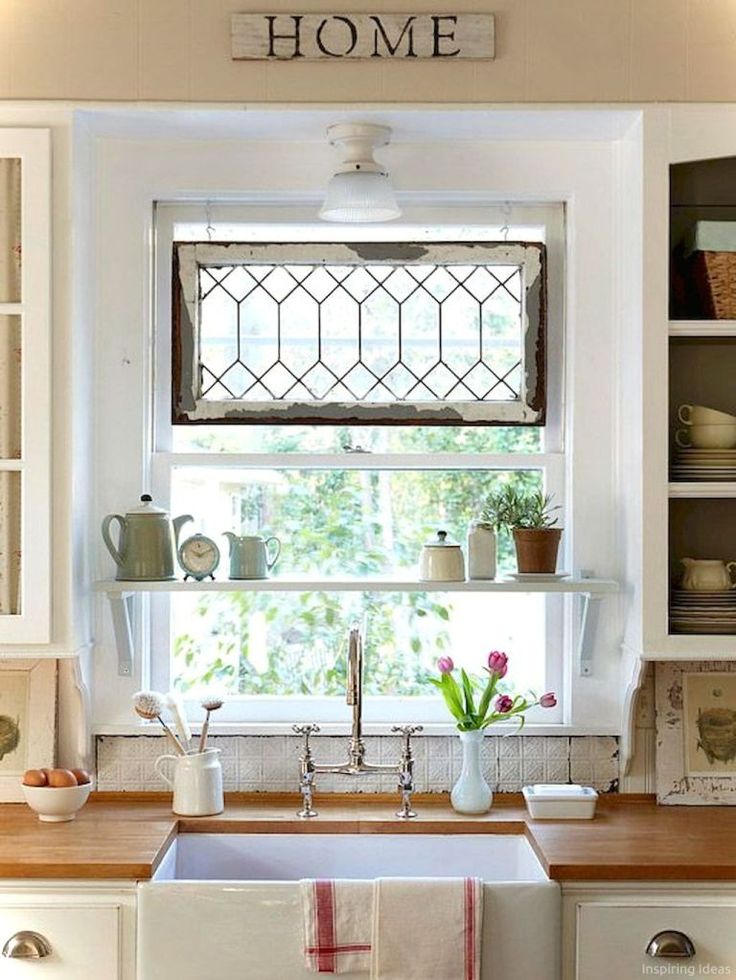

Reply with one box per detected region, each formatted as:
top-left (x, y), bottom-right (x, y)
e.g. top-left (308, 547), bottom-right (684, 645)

top-left (0, 905), bottom-right (120, 980)
top-left (577, 903), bottom-right (736, 979)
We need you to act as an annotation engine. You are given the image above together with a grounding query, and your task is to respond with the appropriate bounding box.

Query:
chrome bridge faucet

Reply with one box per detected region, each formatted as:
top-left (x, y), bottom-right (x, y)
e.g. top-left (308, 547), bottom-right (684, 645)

top-left (293, 624), bottom-right (423, 820)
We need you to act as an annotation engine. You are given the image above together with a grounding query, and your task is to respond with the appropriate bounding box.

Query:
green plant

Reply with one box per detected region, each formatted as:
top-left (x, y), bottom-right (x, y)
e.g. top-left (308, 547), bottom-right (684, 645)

top-left (481, 485), bottom-right (560, 531)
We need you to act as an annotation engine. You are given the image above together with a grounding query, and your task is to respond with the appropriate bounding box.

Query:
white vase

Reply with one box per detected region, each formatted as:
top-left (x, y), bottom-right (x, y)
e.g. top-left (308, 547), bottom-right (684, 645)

top-left (450, 730), bottom-right (493, 814)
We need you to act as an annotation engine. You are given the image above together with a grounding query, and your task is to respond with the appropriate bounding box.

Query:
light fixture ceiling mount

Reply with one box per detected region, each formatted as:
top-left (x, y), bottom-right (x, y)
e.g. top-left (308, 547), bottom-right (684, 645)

top-left (319, 122), bottom-right (401, 223)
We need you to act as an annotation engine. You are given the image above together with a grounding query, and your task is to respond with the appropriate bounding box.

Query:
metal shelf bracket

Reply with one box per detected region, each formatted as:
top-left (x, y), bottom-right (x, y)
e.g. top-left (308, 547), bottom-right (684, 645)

top-left (576, 570), bottom-right (602, 677)
top-left (107, 592), bottom-right (135, 677)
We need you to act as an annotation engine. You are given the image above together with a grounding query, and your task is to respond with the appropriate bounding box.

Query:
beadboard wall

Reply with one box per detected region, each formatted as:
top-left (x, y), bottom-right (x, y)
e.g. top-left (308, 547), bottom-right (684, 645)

top-left (96, 733), bottom-right (620, 795)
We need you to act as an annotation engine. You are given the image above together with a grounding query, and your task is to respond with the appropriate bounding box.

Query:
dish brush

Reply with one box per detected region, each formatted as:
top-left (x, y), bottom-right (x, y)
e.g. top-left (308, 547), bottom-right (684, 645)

top-left (132, 691), bottom-right (185, 756)
top-left (198, 696), bottom-right (224, 753)
top-left (165, 691), bottom-right (192, 752)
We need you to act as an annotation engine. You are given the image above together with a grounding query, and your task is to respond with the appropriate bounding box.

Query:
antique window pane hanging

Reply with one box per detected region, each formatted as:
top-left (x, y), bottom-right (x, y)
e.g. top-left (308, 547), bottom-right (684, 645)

top-left (172, 241), bottom-right (547, 425)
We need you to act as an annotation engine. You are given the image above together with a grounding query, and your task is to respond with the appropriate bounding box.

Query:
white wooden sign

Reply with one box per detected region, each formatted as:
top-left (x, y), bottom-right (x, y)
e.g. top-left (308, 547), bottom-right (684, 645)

top-left (231, 13), bottom-right (495, 61)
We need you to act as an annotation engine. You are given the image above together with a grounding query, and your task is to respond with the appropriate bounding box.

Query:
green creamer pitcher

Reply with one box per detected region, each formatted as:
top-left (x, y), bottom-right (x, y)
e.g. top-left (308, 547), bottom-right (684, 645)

top-left (102, 495), bottom-right (193, 581)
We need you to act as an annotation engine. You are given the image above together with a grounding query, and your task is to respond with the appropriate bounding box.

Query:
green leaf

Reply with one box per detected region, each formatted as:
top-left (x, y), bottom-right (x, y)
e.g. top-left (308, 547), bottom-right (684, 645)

top-left (460, 669), bottom-right (476, 718)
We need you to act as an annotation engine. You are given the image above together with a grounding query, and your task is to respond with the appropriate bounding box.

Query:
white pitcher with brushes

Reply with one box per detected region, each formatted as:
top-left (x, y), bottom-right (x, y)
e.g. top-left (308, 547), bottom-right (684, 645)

top-left (154, 748), bottom-right (224, 816)
top-left (133, 690), bottom-right (224, 816)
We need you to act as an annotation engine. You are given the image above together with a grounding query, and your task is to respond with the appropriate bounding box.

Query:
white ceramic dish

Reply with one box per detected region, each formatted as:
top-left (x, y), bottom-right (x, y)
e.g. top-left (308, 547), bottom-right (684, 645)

top-left (506, 572), bottom-right (569, 582)
top-left (22, 781), bottom-right (92, 822)
top-left (522, 783), bottom-right (598, 819)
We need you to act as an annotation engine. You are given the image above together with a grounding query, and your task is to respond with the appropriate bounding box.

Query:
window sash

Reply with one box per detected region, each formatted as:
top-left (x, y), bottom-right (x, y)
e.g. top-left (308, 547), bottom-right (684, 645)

top-left (171, 240), bottom-right (547, 426)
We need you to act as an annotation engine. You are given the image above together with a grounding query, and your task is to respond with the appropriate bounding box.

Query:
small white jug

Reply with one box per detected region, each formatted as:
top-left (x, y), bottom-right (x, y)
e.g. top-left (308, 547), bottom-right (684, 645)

top-left (680, 558), bottom-right (736, 592)
top-left (155, 748), bottom-right (224, 816)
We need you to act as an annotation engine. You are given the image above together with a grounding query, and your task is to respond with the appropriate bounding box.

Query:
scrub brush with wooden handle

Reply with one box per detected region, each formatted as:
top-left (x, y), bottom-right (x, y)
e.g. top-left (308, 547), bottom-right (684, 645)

top-left (132, 691), bottom-right (186, 756)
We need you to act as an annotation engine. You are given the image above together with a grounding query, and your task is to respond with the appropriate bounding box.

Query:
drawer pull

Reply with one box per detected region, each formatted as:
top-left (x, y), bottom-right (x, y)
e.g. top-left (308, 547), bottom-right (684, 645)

top-left (2, 931), bottom-right (52, 959)
top-left (646, 930), bottom-right (696, 959)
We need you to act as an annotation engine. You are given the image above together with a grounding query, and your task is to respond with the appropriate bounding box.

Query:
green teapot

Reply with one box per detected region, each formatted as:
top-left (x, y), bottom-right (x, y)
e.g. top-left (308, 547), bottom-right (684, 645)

top-left (102, 495), bottom-right (193, 581)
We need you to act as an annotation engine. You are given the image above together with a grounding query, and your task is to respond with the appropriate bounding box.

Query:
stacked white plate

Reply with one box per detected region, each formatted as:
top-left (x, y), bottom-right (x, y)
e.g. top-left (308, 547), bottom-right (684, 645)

top-left (670, 588), bottom-right (736, 634)
top-left (671, 448), bottom-right (736, 481)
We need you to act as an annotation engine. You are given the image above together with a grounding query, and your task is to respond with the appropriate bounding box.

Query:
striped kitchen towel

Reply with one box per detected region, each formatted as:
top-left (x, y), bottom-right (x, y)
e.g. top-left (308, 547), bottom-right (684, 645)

top-left (301, 877), bottom-right (483, 979)
top-left (301, 879), bottom-right (373, 974)
top-left (371, 877), bottom-right (483, 980)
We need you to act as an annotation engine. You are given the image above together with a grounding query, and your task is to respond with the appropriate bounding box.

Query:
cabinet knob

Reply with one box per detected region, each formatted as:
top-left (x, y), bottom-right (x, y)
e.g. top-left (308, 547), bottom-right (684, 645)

top-left (646, 930), bottom-right (696, 959)
top-left (2, 931), bottom-right (52, 959)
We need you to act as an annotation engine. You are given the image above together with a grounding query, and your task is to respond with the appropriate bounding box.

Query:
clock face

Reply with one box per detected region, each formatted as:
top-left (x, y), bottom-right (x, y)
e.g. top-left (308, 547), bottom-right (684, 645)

top-left (179, 535), bottom-right (220, 578)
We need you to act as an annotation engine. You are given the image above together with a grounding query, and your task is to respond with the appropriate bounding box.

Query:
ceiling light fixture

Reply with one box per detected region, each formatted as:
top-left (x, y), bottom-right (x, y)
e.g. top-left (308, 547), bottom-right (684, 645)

top-left (319, 122), bottom-right (401, 223)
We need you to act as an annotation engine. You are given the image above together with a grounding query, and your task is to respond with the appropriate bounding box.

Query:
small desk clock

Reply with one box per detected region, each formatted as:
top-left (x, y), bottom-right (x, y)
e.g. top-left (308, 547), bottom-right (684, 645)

top-left (178, 533), bottom-right (220, 581)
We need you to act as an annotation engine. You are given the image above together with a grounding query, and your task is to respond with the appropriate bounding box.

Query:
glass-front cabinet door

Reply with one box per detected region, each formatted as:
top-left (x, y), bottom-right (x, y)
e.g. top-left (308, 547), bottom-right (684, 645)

top-left (0, 130), bottom-right (50, 642)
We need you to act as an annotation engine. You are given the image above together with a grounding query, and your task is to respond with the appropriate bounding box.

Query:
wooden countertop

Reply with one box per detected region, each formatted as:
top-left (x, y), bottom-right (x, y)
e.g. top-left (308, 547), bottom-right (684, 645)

top-left (3, 793), bottom-right (736, 883)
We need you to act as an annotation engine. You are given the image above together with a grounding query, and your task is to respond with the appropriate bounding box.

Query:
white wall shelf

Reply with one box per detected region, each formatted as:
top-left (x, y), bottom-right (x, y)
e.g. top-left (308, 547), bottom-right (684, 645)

top-left (94, 576), bottom-right (618, 595)
top-left (94, 576), bottom-right (618, 680)
top-left (669, 320), bottom-right (736, 337)
top-left (669, 482), bottom-right (736, 498)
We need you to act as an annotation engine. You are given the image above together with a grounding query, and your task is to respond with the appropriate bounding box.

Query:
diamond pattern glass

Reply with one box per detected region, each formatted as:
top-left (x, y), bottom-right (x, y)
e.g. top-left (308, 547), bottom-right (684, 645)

top-left (173, 242), bottom-right (546, 425)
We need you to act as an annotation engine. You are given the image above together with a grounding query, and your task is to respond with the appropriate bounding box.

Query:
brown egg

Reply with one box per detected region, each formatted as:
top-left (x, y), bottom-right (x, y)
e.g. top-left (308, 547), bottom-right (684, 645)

top-left (22, 769), bottom-right (48, 787)
top-left (71, 768), bottom-right (91, 786)
top-left (47, 768), bottom-right (78, 788)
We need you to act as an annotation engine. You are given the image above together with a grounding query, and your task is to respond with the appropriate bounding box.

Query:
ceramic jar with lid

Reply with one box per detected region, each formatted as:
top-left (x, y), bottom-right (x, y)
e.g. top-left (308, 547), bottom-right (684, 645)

top-left (419, 530), bottom-right (466, 582)
top-left (467, 521), bottom-right (496, 580)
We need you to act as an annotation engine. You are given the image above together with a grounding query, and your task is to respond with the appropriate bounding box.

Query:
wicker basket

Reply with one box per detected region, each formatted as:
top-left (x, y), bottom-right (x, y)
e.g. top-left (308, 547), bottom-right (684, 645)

top-left (691, 249), bottom-right (736, 319)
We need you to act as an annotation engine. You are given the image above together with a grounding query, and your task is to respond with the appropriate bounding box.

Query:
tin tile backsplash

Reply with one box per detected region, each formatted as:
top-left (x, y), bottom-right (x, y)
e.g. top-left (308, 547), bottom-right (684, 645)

top-left (96, 734), bottom-right (619, 794)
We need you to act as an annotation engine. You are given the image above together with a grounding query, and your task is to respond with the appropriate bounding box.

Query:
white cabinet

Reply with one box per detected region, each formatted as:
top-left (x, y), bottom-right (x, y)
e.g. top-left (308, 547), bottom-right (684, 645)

top-left (563, 885), bottom-right (736, 980)
top-left (0, 129), bottom-right (51, 644)
top-left (0, 886), bottom-right (136, 980)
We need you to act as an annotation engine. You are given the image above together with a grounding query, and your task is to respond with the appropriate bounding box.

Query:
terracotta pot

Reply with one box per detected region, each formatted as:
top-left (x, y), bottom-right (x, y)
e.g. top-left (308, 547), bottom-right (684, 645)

top-left (512, 527), bottom-right (562, 573)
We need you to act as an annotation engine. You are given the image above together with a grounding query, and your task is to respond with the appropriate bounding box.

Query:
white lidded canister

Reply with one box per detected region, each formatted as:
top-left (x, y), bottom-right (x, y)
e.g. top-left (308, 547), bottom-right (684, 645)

top-left (467, 521), bottom-right (496, 580)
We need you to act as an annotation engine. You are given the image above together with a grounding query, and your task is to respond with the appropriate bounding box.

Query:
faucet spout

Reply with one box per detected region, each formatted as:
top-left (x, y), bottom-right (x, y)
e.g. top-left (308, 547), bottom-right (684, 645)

top-left (346, 624), bottom-right (364, 766)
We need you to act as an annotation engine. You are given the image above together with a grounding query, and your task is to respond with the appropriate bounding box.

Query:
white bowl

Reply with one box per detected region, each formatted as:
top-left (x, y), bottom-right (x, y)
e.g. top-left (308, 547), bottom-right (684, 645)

top-left (21, 782), bottom-right (92, 822)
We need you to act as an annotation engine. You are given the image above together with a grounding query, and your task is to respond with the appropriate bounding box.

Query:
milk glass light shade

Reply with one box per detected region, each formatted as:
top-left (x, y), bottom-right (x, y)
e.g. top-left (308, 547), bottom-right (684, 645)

top-left (319, 122), bottom-right (401, 223)
top-left (319, 170), bottom-right (400, 223)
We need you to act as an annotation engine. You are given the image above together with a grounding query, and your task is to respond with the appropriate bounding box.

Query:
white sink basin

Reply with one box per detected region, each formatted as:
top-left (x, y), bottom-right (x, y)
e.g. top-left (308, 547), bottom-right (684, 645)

top-left (139, 833), bottom-right (559, 980)
top-left (152, 832), bottom-right (548, 882)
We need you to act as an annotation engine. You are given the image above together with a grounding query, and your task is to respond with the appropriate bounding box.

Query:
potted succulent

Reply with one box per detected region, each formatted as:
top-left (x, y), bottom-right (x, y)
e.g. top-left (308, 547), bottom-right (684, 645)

top-left (481, 485), bottom-right (562, 574)
top-left (430, 651), bottom-right (556, 813)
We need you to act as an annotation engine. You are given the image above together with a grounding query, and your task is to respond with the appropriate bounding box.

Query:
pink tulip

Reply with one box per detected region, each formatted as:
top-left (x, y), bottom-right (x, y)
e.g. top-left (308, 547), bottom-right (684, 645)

top-left (487, 650), bottom-right (508, 678)
top-left (540, 692), bottom-right (557, 708)
top-left (495, 694), bottom-right (514, 714)
top-left (438, 656), bottom-right (454, 674)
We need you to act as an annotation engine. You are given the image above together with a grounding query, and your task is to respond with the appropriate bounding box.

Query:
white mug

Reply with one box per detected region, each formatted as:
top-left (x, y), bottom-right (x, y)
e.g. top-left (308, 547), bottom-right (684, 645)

top-left (678, 404), bottom-right (736, 426)
top-left (155, 748), bottom-right (224, 816)
top-left (675, 425), bottom-right (736, 449)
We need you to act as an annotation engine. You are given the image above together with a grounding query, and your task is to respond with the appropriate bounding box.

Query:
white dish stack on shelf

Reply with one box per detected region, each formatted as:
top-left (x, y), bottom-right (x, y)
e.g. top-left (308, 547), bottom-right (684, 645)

top-left (670, 589), bottom-right (736, 634)
top-left (672, 403), bottom-right (736, 480)
top-left (670, 448), bottom-right (736, 482)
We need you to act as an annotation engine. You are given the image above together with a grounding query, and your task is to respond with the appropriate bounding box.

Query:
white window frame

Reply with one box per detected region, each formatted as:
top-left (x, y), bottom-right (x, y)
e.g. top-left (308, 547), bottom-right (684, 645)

top-left (147, 203), bottom-right (566, 726)
top-left (88, 121), bottom-right (628, 737)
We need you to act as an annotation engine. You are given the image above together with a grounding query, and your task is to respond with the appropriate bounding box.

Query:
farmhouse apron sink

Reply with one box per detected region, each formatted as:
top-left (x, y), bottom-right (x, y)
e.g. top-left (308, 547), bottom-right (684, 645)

top-left (138, 833), bottom-right (560, 979)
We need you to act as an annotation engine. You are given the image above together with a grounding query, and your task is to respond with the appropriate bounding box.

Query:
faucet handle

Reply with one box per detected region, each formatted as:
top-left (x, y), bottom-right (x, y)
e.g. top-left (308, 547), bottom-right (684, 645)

top-left (293, 723), bottom-right (320, 745)
top-left (392, 724), bottom-right (423, 739)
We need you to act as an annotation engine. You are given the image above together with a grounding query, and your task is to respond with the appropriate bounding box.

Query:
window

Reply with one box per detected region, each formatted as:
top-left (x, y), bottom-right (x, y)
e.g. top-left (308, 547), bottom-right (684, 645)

top-left (172, 241), bottom-right (546, 424)
top-left (151, 208), bottom-right (564, 726)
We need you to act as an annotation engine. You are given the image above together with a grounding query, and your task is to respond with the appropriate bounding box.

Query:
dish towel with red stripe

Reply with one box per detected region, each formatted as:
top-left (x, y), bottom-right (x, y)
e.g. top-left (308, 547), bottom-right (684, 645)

top-left (301, 879), bottom-right (373, 974)
top-left (301, 877), bottom-right (483, 979)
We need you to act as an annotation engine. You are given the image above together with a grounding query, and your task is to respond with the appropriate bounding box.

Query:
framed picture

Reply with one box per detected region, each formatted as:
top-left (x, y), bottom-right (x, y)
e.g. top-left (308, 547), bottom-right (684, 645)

top-left (0, 659), bottom-right (56, 802)
top-left (656, 660), bottom-right (736, 804)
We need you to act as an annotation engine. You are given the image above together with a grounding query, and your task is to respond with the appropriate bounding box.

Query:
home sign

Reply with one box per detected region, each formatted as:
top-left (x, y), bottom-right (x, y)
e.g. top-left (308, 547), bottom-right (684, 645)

top-left (231, 13), bottom-right (495, 61)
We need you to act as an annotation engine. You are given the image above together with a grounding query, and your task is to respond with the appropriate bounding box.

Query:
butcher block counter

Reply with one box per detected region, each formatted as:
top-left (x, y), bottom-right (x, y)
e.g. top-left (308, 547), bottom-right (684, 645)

top-left (0, 793), bottom-right (734, 882)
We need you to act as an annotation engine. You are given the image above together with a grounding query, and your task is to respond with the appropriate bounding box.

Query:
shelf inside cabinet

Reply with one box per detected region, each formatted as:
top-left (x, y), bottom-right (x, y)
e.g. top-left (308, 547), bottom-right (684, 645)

top-left (669, 320), bottom-right (736, 337)
top-left (669, 482), bottom-right (736, 498)
top-left (94, 576), bottom-right (619, 679)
